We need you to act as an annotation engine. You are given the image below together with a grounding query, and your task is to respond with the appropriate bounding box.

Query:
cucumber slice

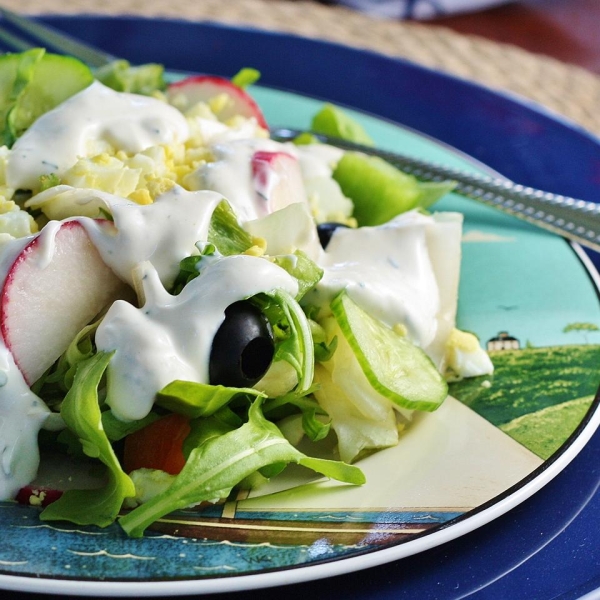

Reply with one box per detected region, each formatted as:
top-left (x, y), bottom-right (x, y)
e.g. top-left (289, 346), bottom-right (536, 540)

top-left (333, 152), bottom-right (454, 226)
top-left (0, 50), bottom-right (93, 144)
top-left (330, 291), bottom-right (447, 411)
top-left (0, 49), bottom-right (45, 145)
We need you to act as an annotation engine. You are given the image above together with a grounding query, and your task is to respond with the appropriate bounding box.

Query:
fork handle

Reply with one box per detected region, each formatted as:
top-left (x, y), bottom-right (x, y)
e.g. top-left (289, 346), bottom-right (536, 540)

top-left (271, 128), bottom-right (600, 254)
top-left (377, 152), bottom-right (600, 253)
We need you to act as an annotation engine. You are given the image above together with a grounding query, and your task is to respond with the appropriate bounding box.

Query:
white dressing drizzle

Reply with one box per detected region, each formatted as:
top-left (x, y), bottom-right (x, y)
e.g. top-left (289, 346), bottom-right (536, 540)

top-left (96, 256), bottom-right (298, 422)
top-left (7, 81), bottom-right (190, 191)
top-left (189, 138), bottom-right (305, 222)
top-left (82, 186), bottom-right (223, 288)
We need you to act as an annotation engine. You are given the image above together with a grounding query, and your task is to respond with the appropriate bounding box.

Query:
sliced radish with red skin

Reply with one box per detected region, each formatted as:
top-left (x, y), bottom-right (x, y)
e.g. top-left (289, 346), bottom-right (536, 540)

top-left (15, 485), bottom-right (63, 507)
top-left (167, 75), bottom-right (268, 129)
top-left (0, 220), bottom-right (130, 385)
top-left (251, 150), bottom-right (307, 213)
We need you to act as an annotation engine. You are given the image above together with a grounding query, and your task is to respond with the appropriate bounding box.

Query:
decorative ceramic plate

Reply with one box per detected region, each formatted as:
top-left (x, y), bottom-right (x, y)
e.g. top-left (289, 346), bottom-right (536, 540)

top-left (1, 15), bottom-right (600, 599)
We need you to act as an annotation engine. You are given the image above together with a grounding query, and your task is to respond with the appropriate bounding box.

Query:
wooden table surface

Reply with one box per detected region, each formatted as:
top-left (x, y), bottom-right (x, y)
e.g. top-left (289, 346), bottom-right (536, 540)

top-left (428, 0), bottom-right (600, 75)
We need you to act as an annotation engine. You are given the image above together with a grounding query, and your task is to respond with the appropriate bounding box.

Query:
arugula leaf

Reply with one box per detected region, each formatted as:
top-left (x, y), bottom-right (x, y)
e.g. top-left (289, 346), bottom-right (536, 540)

top-left (309, 319), bottom-right (338, 363)
top-left (263, 389), bottom-right (331, 443)
top-left (182, 410), bottom-right (241, 459)
top-left (254, 290), bottom-right (315, 394)
top-left (32, 320), bottom-right (100, 404)
top-left (157, 380), bottom-right (265, 419)
top-left (301, 406), bottom-right (331, 442)
top-left (102, 409), bottom-right (161, 442)
top-left (40, 352), bottom-right (135, 527)
top-left (271, 289), bottom-right (315, 393)
top-left (311, 103), bottom-right (374, 146)
top-left (119, 398), bottom-right (364, 537)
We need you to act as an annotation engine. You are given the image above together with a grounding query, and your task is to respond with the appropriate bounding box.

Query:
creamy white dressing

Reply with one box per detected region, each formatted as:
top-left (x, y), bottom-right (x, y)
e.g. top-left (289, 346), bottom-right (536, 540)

top-left (7, 81), bottom-right (190, 191)
top-left (294, 144), bottom-right (344, 180)
top-left (0, 237), bottom-right (53, 501)
top-left (308, 211), bottom-right (462, 368)
top-left (96, 256), bottom-right (298, 422)
top-left (191, 117), bottom-right (263, 145)
top-left (81, 186), bottom-right (223, 288)
top-left (188, 138), bottom-right (306, 222)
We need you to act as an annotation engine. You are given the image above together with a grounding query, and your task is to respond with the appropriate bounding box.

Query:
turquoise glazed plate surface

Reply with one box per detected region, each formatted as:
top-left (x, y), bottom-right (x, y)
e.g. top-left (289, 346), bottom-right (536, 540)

top-left (0, 15), bottom-right (599, 599)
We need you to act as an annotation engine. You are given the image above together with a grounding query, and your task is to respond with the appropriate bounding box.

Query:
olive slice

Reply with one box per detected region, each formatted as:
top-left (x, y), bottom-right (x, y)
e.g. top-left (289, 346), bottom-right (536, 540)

top-left (209, 300), bottom-right (274, 388)
top-left (317, 222), bottom-right (350, 249)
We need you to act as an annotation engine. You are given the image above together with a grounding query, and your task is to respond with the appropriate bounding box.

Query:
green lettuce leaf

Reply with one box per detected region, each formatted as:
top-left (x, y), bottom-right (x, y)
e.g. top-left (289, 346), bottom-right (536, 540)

top-left (119, 398), bottom-right (364, 537)
top-left (271, 250), bottom-right (323, 301)
top-left (208, 200), bottom-right (255, 256)
top-left (157, 380), bottom-right (265, 419)
top-left (170, 243), bottom-right (216, 295)
top-left (95, 59), bottom-right (166, 95)
top-left (40, 352), bottom-right (135, 527)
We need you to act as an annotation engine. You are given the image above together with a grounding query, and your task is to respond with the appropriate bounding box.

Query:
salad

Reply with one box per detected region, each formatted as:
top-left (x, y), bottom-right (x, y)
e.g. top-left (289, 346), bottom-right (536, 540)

top-left (0, 49), bottom-right (493, 537)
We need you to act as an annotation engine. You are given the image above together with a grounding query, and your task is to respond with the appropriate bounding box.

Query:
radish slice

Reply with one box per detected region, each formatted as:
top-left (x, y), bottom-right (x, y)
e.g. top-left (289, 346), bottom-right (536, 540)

top-left (15, 485), bottom-right (63, 507)
top-left (251, 150), bottom-right (307, 213)
top-left (0, 220), bottom-right (129, 385)
top-left (167, 75), bottom-right (268, 129)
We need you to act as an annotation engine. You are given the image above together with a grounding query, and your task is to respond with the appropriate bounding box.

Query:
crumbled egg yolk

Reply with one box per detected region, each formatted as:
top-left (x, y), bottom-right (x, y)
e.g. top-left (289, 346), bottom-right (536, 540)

top-left (0, 95), bottom-right (268, 238)
top-left (243, 236), bottom-right (268, 257)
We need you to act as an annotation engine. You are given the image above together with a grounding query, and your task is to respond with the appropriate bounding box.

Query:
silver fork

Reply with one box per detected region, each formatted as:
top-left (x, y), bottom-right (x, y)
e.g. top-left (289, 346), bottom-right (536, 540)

top-left (1, 9), bottom-right (600, 254)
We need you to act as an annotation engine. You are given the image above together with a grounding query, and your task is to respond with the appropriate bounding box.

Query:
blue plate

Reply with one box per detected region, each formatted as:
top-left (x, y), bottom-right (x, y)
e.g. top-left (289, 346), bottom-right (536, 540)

top-left (1, 15), bottom-right (600, 600)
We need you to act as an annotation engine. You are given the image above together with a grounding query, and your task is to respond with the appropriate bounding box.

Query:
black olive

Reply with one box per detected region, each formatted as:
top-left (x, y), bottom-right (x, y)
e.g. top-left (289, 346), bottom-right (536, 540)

top-left (317, 222), bottom-right (350, 249)
top-left (209, 300), bottom-right (274, 388)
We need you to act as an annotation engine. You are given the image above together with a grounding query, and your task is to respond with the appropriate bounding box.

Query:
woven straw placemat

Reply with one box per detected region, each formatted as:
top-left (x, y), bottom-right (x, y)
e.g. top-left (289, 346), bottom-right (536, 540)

top-left (4, 0), bottom-right (600, 138)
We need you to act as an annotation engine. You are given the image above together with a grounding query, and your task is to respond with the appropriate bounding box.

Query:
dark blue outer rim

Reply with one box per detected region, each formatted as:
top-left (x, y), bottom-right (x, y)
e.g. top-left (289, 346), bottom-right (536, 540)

top-left (5, 15), bottom-right (600, 600)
